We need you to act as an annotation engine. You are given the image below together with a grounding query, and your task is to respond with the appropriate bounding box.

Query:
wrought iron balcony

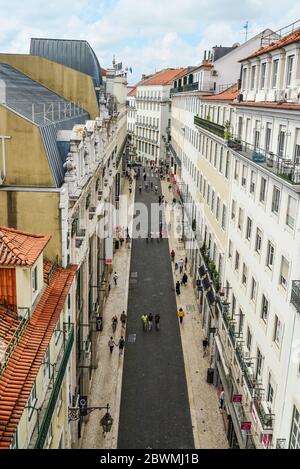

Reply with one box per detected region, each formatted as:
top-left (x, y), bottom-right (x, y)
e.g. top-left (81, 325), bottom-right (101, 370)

top-left (253, 399), bottom-right (275, 430)
top-left (34, 324), bottom-right (74, 449)
top-left (171, 82), bottom-right (199, 93)
top-left (194, 116), bottom-right (225, 139)
top-left (228, 139), bottom-right (300, 185)
top-left (291, 280), bottom-right (300, 313)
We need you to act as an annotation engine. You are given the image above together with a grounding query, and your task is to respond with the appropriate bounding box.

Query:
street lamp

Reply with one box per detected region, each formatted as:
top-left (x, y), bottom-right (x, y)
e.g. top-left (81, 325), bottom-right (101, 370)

top-left (68, 403), bottom-right (113, 434)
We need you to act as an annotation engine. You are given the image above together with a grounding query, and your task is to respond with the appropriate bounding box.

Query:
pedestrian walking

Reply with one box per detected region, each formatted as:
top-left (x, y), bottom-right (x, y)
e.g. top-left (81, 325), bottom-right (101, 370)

top-left (139, 185), bottom-right (142, 193)
top-left (145, 182), bottom-right (149, 190)
top-left (141, 314), bottom-right (148, 332)
top-left (113, 272), bottom-right (118, 286)
top-left (148, 312), bottom-right (153, 331)
top-left (108, 337), bottom-right (115, 354)
top-left (118, 336), bottom-right (125, 356)
top-left (143, 173), bottom-right (147, 181)
top-left (178, 307), bottom-right (185, 324)
top-left (129, 186), bottom-right (132, 195)
top-left (185, 256), bottom-right (188, 271)
top-left (202, 337), bottom-right (209, 357)
top-left (170, 249), bottom-right (175, 262)
top-left (174, 262), bottom-right (178, 274)
top-left (219, 389), bottom-right (225, 409)
top-left (159, 230), bottom-right (163, 241)
top-left (168, 184), bottom-right (172, 192)
top-left (120, 311), bottom-right (127, 328)
top-left (178, 258), bottom-right (184, 274)
top-left (155, 185), bottom-right (158, 194)
top-left (119, 236), bottom-right (124, 247)
top-left (158, 195), bottom-right (162, 205)
top-left (182, 272), bottom-right (188, 286)
top-left (155, 313), bottom-right (160, 331)
top-left (150, 181), bottom-right (153, 190)
top-left (175, 280), bottom-right (181, 296)
top-left (112, 315), bottom-right (118, 333)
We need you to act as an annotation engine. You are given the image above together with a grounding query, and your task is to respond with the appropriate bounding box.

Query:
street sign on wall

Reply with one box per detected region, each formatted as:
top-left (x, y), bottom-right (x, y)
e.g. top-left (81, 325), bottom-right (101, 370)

top-left (232, 394), bottom-right (243, 403)
top-left (240, 421), bottom-right (252, 430)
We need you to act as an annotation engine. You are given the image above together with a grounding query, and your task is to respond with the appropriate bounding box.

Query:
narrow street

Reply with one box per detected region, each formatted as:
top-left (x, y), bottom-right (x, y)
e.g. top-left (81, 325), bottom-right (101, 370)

top-left (117, 169), bottom-right (194, 449)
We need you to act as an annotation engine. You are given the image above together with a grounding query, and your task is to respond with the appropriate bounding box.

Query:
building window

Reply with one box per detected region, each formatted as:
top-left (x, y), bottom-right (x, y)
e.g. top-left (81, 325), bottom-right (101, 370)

top-left (278, 127), bottom-right (286, 157)
top-left (265, 124), bottom-right (272, 152)
top-left (216, 196), bottom-right (220, 221)
top-left (219, 147), bottom-right (223, 173)
top-left (286, 195), bottom-right (296, 229)
top-left (207, 184), bottom-right (210, 204)
top-left (273, 314), bottom-right (283, 346)
top-left (45, 423), bottom-right (53, 449)
top-left (246, 327), bottom-right (252, 352)
top-left (238, 309), bottom-right (244, 336)
top-left (261, 294), bottom-right (269, 322)
top-left (9, 432), bottom-right (18, 449)
top-left (55, 316), bottom-right (62, 344)
top-left (286, 55), bottom-right (294, 87)
top-left (250, 171), bottom-right (256, 194)
top-left (234, 159), bottom-right (239, 180)
top-left (250, 277), bottom-right (257, 302)
top-left (260, 62), bottom-right (266, 89)
top-left (272, 59), bottom-right (279, 88)
top-left (241, 165), bottom-right (247, 187)
top-left (289, 406), bottom-right (300, 449)
top-left (250, 65), bottom-right (256, 90)
top-left (43, 346), bottom-right (51, 378)
top-left (246, 217), bottom-right (252, 241)
top-left (225, 152), bottom-right (230, 179)
top-left (271, 186), bottom-right (280, 214)
top-left (259, 177), bottom-right (267, 203)
top-left (238, 207), bottom-right (244, 231)
top-left (256, 348), bottom-right (263, 379)
top-left (267, 376), bottom-right (275, 404)
top-left (221, 204), bottom-right (226, 230)
top-left (242, 263), bottom-right (247, 286)
top-left (231, 200), bottom-right (236, 220)
top-left (211, 190), bottom-right (215, 213)
top-left (279, 256), bottom-right (289, 288)
top-left (266, 241), bottom-right (275, 270)
top-left (235, 251), bottom-right (240, 271)
top-left (32, 266), bottom-right (38, 294)
top-left (28, 382), bottom-right (37, 420)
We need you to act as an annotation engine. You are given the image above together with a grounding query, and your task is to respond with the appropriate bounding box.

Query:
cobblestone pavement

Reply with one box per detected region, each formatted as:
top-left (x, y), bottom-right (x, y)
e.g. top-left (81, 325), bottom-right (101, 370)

top-left (80, 170), bottom-right (228, 449)
top-left (161, 178), bottom-right (228, 449)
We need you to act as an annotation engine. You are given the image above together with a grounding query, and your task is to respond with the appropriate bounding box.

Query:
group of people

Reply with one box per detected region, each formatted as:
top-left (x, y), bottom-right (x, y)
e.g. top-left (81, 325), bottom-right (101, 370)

top-left (141, 312), bottom-right (160, 331)
top-left (108, 311), bottom-right (127, 356)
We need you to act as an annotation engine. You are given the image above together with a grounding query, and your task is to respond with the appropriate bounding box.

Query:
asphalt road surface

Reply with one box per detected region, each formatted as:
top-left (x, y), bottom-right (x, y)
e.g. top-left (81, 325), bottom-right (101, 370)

top-left (117, 167), bottom-right (194, 449)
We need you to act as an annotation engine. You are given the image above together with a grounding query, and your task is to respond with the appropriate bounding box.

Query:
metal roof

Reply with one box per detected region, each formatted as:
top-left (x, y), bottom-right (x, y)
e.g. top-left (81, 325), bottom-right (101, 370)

top-left (30, 38), bottom-right (102, 89)
top-left (0, 63), bottom-right (89, 187)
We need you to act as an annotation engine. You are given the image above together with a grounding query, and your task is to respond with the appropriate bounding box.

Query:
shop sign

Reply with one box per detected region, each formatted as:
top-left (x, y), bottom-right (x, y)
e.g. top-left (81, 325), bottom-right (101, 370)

top-left (262, 433), bottom-right (270, 449)
top-left (240, 421), bottom-right (252, 430)
top-left (232, 394), bottom-right (242, 403)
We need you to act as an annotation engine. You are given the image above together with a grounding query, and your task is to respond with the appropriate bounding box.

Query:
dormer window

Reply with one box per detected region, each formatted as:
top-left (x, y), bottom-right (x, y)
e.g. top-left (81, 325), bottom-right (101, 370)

top-left (286, 55), bottom-right (294, 87)
top-left (32, 266), bottom-right (38, 294)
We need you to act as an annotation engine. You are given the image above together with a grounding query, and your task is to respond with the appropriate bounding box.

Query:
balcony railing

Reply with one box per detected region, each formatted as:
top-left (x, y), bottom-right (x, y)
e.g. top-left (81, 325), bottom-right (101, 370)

top-left (171, 82), bottom-right (199, 93)
top-left (228, 139), bottom-right (300, 185)
top-left (34, 324), bottom-right (74, 449)
top-left (194, 116), bottom-right (225, 139)
top-left (253, 399), bottom-right (275, 430)
top-left (291, 280), bottom-right (300, 313)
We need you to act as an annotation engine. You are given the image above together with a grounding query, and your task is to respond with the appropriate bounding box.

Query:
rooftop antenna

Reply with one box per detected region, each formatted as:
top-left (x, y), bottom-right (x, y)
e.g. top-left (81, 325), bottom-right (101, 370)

top-left (243, 21), bottom-right (249, 42)
top-left (112, 55), bottom-right (116, 69)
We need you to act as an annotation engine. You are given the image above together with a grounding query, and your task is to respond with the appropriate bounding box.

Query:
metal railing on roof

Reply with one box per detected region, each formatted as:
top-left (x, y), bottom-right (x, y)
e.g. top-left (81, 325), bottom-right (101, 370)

top-left (0, 307), bottom-right (30, 378)
top-left (194, 115), bottom-right (225, 139)
top-left (260, 19), bottom-right (300, 48)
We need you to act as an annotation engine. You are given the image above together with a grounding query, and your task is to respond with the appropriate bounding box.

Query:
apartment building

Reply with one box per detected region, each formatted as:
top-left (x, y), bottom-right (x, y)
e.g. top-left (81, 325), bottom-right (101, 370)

top-left (134, 68), bottom-right (186, 163)
top-left (0, 39), bottom-right (128, 446)
top-left (127, 86), bottom-right (137, 145)
top-left (169, 22), bottom-right (300, 449)
top-left (0, 227), bottom-right (77, 449)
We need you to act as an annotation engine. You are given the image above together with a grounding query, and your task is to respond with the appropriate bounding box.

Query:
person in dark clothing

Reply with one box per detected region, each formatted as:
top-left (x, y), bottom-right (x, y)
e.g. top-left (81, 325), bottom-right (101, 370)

top-left (182, 272), bottom-right (188, 286)
top-left (158, 195), bottom-right (162, 204)
top-left (185, 257), bottom-right (188, 271)
top-left (170, 249), bottom-right (175, 262)
top-left (148, 312), bottom-right (153, 331)
top-left (202, 337), bottom-right (209, 357)
top-left (154, 313), bottom-right (160, 331)
top-left (143, 173), bottom-right (147, 181)
top-left (175, 280), bottom-right (181, 296)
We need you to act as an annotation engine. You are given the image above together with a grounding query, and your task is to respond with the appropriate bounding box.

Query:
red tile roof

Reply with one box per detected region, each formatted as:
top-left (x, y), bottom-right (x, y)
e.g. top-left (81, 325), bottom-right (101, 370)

top-left (128, 87), bottom-right (137, 97)
top-left (140, 68), bottom-right (187, 86)
top-left (0, 307), bottom-right (19, 348)
top-left (202, 84), bottom-right (239, 101)
top-left (241, 27), bottom-right (300, 61)
top-left (232, 100), bottom-right (300, 111)
top-left (0, 264), bottom-right (77, 448)
top-left (0, 227), bottom-right (51, 267)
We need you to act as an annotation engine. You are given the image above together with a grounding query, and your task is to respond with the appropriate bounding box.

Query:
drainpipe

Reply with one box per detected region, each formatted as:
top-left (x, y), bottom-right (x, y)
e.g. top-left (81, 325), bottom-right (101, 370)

top-left (0, 136), bottom-right (11, 184)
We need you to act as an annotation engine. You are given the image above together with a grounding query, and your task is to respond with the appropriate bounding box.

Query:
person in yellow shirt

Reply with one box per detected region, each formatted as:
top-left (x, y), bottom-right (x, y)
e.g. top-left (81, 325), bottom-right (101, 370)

top-left (178, 308), bottom-right (185, 324)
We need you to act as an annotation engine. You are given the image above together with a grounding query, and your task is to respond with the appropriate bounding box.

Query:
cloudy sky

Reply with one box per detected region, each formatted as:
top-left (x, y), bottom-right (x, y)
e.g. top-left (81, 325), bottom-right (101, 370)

top-left (0, 0), bottom-right (300, 84)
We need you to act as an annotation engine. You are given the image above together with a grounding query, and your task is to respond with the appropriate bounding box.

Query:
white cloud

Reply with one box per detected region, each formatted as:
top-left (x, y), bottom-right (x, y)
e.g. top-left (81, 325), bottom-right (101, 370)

top-left (0, 0), bottom-right (300, 83)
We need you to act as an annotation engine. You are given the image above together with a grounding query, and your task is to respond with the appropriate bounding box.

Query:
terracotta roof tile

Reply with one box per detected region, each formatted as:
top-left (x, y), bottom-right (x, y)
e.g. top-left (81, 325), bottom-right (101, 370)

top-left (201, 84), bottom-right (239, 101)
top-left (241, 27), bottom-right (300, 61)
top-left (0, 227), bottom-right (51, 267)
top-left (232, 100), bottom-right (300, 110)
top-left (127, 87), bottom-right (137, 97)
top-left (140, 68), bottom-right (187, 86)
top-left (0, 264), bottom-right (77, 448)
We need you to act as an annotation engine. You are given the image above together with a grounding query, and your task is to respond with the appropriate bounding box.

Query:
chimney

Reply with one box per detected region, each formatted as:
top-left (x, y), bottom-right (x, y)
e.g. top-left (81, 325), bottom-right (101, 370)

top-left (204, 50), bottom-right (206, 61)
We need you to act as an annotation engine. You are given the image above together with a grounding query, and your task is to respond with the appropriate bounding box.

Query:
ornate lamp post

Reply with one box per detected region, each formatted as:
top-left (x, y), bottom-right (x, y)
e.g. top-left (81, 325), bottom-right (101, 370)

top-left (68, 403), bottom-right (113, 434)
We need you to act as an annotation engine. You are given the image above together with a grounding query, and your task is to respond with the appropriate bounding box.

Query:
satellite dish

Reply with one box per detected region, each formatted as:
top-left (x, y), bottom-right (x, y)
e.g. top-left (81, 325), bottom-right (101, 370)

top-left (232, 42), bottom-right (240, 48)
